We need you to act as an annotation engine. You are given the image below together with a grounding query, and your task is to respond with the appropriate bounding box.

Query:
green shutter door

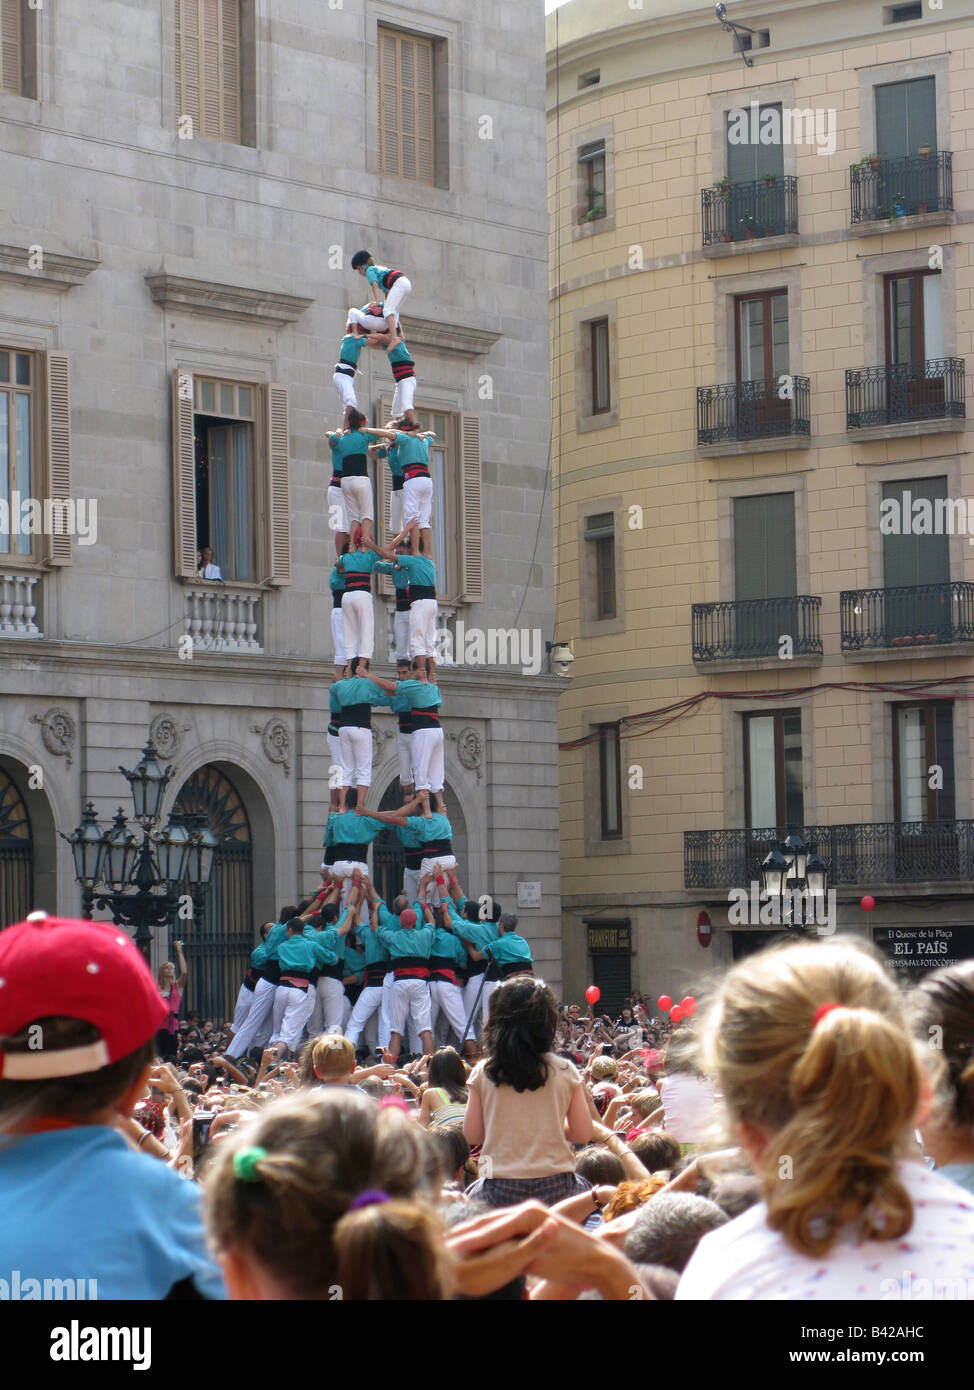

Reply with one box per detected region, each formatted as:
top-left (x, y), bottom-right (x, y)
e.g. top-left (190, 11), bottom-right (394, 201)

top-left (882, 478), bottom-right (950, 642)
top-left (733, 493), bottom-right (797, 654)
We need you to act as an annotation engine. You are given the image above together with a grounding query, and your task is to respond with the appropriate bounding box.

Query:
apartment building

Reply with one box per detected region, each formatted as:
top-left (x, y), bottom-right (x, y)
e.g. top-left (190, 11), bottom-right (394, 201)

top-left (0, 0), bottom-right (561, 1016)
top-left (547, 0), bottom-right (974, 1011)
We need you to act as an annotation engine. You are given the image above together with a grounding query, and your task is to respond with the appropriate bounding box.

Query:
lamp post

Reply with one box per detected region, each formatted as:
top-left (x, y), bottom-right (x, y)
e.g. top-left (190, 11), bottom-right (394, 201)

top-left (61, 741), bottom-right (216, 962)
top-left (758, 832), bottom-right (829, 932)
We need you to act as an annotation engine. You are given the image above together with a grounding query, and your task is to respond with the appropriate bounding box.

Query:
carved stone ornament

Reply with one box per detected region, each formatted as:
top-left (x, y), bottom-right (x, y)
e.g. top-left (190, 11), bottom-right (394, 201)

top-left (149, 714), bottom-right (185, 760)
top-left (252, 718), bottom-right (291, 776)
top-left (29, 708), bottom-right (76, 766)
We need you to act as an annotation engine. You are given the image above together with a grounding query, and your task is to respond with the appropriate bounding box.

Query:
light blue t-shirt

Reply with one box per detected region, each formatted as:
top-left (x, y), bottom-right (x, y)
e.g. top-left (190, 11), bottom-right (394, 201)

top-left (0, 1126), bottom-right (226, 1299)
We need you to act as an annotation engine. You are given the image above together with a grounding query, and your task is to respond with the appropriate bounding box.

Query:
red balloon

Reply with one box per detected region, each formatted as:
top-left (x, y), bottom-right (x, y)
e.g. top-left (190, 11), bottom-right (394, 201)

top-left (860, 895), bottom-right (875, 912)
top-left (657, 995), bottom-right (672, 1012)
top-left (681, 996), bottom-right (697, 1016)
top-left (585, 985), bottom-right (600, 1005)
top-left (670, 1006), bottom-right (684, 1023)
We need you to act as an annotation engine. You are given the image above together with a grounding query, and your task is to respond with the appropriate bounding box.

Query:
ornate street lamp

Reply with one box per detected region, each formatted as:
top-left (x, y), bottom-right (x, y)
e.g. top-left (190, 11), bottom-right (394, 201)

top-left (62, 744), bottom-right (216, 961)
top-left (758, 834), bottom-right (829, 932)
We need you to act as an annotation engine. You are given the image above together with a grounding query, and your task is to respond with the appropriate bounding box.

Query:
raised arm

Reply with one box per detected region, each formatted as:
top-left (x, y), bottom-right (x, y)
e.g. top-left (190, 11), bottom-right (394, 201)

top-left (174, 940), bottom-right (188, 992)
top-left (354, 805), bottom-right (409, 828)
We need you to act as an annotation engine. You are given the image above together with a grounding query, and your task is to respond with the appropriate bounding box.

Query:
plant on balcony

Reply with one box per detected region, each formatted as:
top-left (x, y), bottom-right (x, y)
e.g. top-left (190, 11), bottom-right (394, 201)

top-left (867, 154), bottom-right (882, 170)
top-left (740, 211), bottom-right (756, 237)
top-left (918, 142), bottom-right (931, 158)
top-left (714, 175), bottom-right (732, 194)
top-left (761, 172), bottom-right (777, 187)
top-left (876, 203), bottom-right (893, 220)
top-left (586, 206), bottom-right (606, 220)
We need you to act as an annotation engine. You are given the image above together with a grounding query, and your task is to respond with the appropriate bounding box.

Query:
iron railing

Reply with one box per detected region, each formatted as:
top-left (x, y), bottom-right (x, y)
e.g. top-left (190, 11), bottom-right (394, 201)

top-left (702, 176), bottom-right (799, 246)
top-left (846, 359), bottom-right (965, 429)
top-left (685, 821), bottom-right (974, 890)
top-left (841, 582), bottom-right (974, 651)
top-left (697, 376), bottom-right (810, 445)
top-left (851, 152), bottom-right (952, 223)
top-left (692, 595), bottom-right (822, 662)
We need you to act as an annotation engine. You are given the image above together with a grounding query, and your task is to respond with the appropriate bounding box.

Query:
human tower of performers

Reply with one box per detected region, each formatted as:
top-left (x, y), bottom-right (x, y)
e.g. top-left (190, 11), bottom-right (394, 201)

top-left (226, 252), bottom-right (533, 1069)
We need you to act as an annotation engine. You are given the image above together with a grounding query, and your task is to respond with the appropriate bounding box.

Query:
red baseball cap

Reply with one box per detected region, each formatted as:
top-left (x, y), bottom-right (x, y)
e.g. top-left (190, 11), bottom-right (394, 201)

top-left (399, 908), bottom-right (417, 929)
top-left (0, 912), bottom-right (167, 1080)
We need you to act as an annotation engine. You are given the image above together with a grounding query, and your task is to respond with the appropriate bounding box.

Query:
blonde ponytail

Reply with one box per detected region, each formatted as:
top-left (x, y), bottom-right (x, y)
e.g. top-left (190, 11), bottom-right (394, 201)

top-left (700, 939), bottom-right (924, 1257)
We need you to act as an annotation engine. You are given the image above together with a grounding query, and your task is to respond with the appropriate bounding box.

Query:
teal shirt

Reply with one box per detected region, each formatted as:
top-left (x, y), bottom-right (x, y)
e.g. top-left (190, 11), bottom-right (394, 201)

top-left (396, 819), bottom-right (422, 851)
top-left (350, 926), bottom-right (389, 969)
top-left (430, 925), bottom-right (468, 969)
top-left (396, 680), bottom-right (442, 712)
top-left (324, 812), bottom-right (386, 847)
top-left (393, 432), bottom-right (430, 468)
top-left (252, 920), bottom-right (289, 968)
top-left (327, 435), bottom-right (343, 480)
top-left (331, 676), bottom-right (392, 711)
top-left (328, 429), bottom-right (372, 463)
top-left (450, 916), bottom-right (501, 950)
top-left (329, 565), bottom-right (345, 597)
top-left (405, 813), bottom-right (452, 844)
top-left (339, 550), bottom-right (396, 580)
top-left (365, 264), bottom-right (396, 293)
top-left (303, 921), bottom-right (342, 967)
top-left (277, 934), bottom-right (317, 974)
top-left (342, 940), bottom-right (367, 981)
top-left (375, 443), bottom-right (405, 484)
top-left (377, 921), bottom-right (435, 961)
top-left (486, 932), bottom-right (533, 967)
top-left (337, 333), bottom-right (365, 369)
top-left (388, 341), bottom-right (412, 366)
top-left (395, 554), bottom-right (436, 590)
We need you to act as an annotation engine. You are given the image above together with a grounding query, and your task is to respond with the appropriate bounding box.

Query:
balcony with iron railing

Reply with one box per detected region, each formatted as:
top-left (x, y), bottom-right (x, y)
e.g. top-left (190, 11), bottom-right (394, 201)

top-left (846, 359), bottom-right (965, 433)
top-left (697, 376), bottom-right (810, 448)
top-left (701, 176), bottom-right (799, 248)
top-left (841, 582), bottom-right (974, 653)
top-left (685, 821), bottom-right (974, 891)
top-left (692, 596), bottom-right (822, 664)
top-left (850, 152), bottom-right (952, 225)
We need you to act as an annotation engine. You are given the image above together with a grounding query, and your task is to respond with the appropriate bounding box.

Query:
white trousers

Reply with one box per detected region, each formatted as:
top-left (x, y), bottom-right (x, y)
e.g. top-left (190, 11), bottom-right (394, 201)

top-left (390, 488), bottom-right (404, 535)
top-left (481, 978), bottom-right (501, 1027)
top-left (342, 475), bottom-right (374, 525)
top-left (397, 730), bottom-right (413, 787)
top-left (328, 484), bottom-right (349, 536)
top-left (462, 973), bottom-right (486, 1040)
top-left (308, 976), bottom-right (346, 1036)
top-left (402, 866), bottom-right (422, 902)
top-left (231, 982), bottom-right (255, 1036)
top-left (394, 609), bottom-right (410, 662)
top-left (380, 971), bottom-right (394, 1049)
top-left (409, 598), bottom-right (438, 658)
top-left (226, 976), bottom-right (276, 1058)
top-left (412, 728), bottom-right (445, 794)
top-left (347, 306), bottom-right (396, 333)
top-left (430, 980), bottom-right (468, 1041)
top-left (403, 475), bottom-right (433, 529)
top-left (331, 609), bottom-right (348, 666)
top-left (338, 726), bottom-right (373, 787)
top-left (392, 374), bottom-right (416, 418)
top-left (333, 371), bottom-right (358, 411)
top-left (383, 276), bottom-right (412, 319)
top-left (345, 984), bottom-right (384, 1047)
top-left (342, 590), bottom-right (374, 661)
top-left (271, 983), bottom-right (316, 1054)
top-left (388, 976), bottom-right (432, 1036)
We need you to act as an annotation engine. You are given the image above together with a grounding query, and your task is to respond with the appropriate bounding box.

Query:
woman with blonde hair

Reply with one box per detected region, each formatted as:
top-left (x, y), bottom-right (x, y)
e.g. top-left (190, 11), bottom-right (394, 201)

top-left (676, 937), bottom-right (974, 1300)
top-left (204, 1088), bottom-right (444, 1299)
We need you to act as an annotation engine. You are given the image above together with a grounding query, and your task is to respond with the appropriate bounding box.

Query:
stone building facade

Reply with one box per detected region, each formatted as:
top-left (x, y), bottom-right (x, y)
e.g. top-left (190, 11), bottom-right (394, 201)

top-left (0, 0), bottom-right (561, 1015)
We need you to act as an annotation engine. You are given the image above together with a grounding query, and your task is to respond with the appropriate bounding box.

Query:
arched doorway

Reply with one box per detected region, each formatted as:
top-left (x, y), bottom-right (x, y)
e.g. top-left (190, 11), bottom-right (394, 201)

top-left (171, 765), bottom-right (253, 1024)
top-left (370, 783), bottom-right (469, 903)
top-left (0, 766), bottom-right (32, 927)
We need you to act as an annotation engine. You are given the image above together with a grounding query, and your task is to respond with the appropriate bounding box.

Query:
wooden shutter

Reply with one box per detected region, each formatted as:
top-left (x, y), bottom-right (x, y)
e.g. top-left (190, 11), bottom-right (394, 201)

top-left (876, 78), bottom-right (936, 161)
top-left (379, 27), bottom-right (400, 177)
top-left (733, 493), bottom-right (796, 600)
top-left (175, 0), bottom-right (202, 136)
top-left (376, 396), bottom-right (395, 597)
top-left (44, 353), bottom-right (72, 567)
top-left (459, 413), bottom-right (483, 602)
top-left (0, 0), bottom-right (22, 95)
top-left (220, 0), bottom-right (240, 143)
top-left (726, 103), bottom-right (783, 183)
top-left (176, 0), bottom-right (239, 141)
top-left (266, 383), bottom-right (291, 585)
top-left (882, 478), bottom-right (950, 587)
top-left (378, 27), bottom-right (434, 185)
top-left (172, 368), bottom-right (198, 578)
